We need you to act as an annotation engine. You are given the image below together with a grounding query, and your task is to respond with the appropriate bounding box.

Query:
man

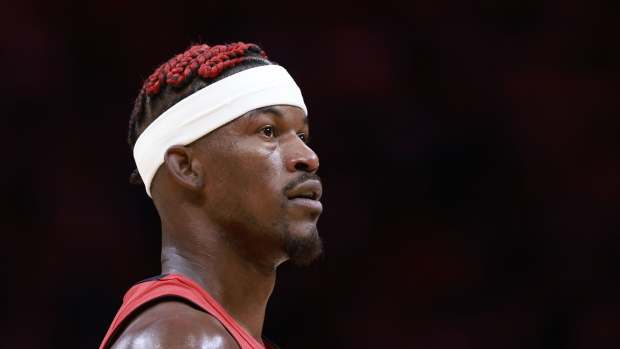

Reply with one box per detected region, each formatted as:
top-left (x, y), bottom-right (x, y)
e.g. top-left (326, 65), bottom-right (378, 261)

top-left (99, 42), bottom-right (323, 349)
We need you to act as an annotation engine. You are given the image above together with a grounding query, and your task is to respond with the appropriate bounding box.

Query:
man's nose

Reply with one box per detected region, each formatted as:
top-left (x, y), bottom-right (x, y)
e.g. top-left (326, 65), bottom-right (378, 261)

top-left (285, 136), bottom-right (319, 173)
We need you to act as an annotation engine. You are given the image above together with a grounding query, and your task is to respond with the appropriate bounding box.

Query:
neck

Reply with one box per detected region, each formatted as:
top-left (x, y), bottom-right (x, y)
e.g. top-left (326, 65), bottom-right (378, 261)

top-left (160, 223), bottom-right (278, 342)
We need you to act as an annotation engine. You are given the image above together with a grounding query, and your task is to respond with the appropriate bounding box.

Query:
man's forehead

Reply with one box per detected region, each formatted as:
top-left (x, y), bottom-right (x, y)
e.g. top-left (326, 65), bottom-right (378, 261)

top-left (244, 105), bottom-right (309, 124)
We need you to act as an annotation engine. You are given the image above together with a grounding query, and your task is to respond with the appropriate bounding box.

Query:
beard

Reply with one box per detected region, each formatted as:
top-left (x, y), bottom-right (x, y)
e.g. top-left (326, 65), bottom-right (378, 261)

top-left (282, 224), bottom-right (323, 266)
top-left (278, 172), bottom-right (324, 266)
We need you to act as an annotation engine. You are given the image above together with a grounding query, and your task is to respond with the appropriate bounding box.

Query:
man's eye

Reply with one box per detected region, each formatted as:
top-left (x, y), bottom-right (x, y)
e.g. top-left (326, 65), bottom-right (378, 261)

top-left (298, 133), bottom-right (307, 143)
top-left (261, 126), bottom-right (275, 138)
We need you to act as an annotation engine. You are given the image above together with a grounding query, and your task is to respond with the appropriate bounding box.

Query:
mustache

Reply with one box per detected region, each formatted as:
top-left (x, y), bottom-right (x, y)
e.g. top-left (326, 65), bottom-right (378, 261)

top-left (282, 173), bottom-right (322, 195)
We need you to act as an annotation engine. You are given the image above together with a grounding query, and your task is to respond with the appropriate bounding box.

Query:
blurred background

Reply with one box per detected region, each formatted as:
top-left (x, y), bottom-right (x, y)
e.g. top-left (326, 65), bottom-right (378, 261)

top-left (3, 0), bottom-right (619, 348)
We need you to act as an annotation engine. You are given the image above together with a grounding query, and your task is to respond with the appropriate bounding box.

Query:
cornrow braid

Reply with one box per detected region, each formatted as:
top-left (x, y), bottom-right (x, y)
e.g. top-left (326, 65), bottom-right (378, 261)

top-left (127, 42), bottom-right (272, 185)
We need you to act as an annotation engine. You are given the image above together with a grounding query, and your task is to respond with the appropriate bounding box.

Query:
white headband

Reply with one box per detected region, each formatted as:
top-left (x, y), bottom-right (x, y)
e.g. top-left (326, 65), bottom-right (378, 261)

top-left (133, 64), bottom-right (307, 197)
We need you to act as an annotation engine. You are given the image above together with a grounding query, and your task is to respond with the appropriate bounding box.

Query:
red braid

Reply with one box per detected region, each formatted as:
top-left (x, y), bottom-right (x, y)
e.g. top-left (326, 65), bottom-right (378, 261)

top-left (145, 42), bottom-right (268, 96)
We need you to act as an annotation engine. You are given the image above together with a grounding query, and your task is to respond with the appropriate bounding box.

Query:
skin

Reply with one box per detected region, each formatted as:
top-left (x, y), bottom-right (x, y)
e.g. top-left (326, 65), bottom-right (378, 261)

top-left (110, 105), bottom-right (322, 349)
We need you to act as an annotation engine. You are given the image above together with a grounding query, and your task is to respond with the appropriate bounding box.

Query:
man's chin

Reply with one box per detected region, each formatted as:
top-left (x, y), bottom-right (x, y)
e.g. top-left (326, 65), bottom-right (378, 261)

top-left (284, 226), bottom-right (323, 266)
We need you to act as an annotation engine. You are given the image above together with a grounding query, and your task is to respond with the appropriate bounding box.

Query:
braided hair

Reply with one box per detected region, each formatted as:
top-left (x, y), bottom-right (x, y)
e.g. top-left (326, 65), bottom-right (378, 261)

top-left (128, 42), bottom-right (271, 184)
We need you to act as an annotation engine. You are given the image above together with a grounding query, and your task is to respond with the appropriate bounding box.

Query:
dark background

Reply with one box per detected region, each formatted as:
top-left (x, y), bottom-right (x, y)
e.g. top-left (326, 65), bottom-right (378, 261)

top-left (3, 0), bottom-right (619, 348)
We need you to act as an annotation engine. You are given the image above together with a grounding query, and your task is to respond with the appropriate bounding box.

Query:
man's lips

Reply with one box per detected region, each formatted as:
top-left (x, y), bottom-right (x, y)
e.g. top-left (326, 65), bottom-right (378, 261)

top-left (286, 179), bottom-right (323, 201)
top-left (288, 197), bottom-right (323, 214)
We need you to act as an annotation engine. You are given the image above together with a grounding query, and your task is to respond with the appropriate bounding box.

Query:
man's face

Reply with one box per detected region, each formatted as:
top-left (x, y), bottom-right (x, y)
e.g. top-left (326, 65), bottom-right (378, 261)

top-left (192, 105), bottom-right (322, 266)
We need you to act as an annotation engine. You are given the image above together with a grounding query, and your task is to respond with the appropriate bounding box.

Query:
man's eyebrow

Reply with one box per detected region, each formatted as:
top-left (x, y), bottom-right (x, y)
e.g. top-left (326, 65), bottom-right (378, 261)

top-left (247, 106), bottom-right (309, 124)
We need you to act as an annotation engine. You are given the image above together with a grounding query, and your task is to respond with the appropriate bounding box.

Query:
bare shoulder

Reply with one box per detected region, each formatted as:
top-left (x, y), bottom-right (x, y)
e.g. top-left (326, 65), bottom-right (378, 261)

top-left (110, 300), bottom-right (240, 349)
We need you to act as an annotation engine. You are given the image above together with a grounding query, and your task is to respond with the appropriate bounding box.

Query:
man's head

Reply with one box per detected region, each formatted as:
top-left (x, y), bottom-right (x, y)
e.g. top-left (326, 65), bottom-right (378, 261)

top-left (128, 43), bottom-right (323, 266)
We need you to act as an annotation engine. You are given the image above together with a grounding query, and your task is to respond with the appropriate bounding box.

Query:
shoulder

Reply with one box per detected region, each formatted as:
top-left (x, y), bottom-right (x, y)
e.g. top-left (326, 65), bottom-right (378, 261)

top-left (110, 300), bottom-right (240, 349)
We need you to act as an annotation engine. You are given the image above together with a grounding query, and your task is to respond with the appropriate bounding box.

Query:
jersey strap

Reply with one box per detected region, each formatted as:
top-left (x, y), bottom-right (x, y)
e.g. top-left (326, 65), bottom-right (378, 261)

top-left (99, 274), bottom-right (268, 349)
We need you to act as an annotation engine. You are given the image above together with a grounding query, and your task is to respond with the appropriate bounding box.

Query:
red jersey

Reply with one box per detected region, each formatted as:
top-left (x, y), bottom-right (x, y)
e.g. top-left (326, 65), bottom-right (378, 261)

top-left (99, 274), bottom-right (277, 349)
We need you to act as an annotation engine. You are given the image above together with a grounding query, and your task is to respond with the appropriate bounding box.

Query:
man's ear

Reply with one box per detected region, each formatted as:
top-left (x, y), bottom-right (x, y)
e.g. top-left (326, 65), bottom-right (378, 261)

top-left (163, 145), bottom-right (204, 193)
